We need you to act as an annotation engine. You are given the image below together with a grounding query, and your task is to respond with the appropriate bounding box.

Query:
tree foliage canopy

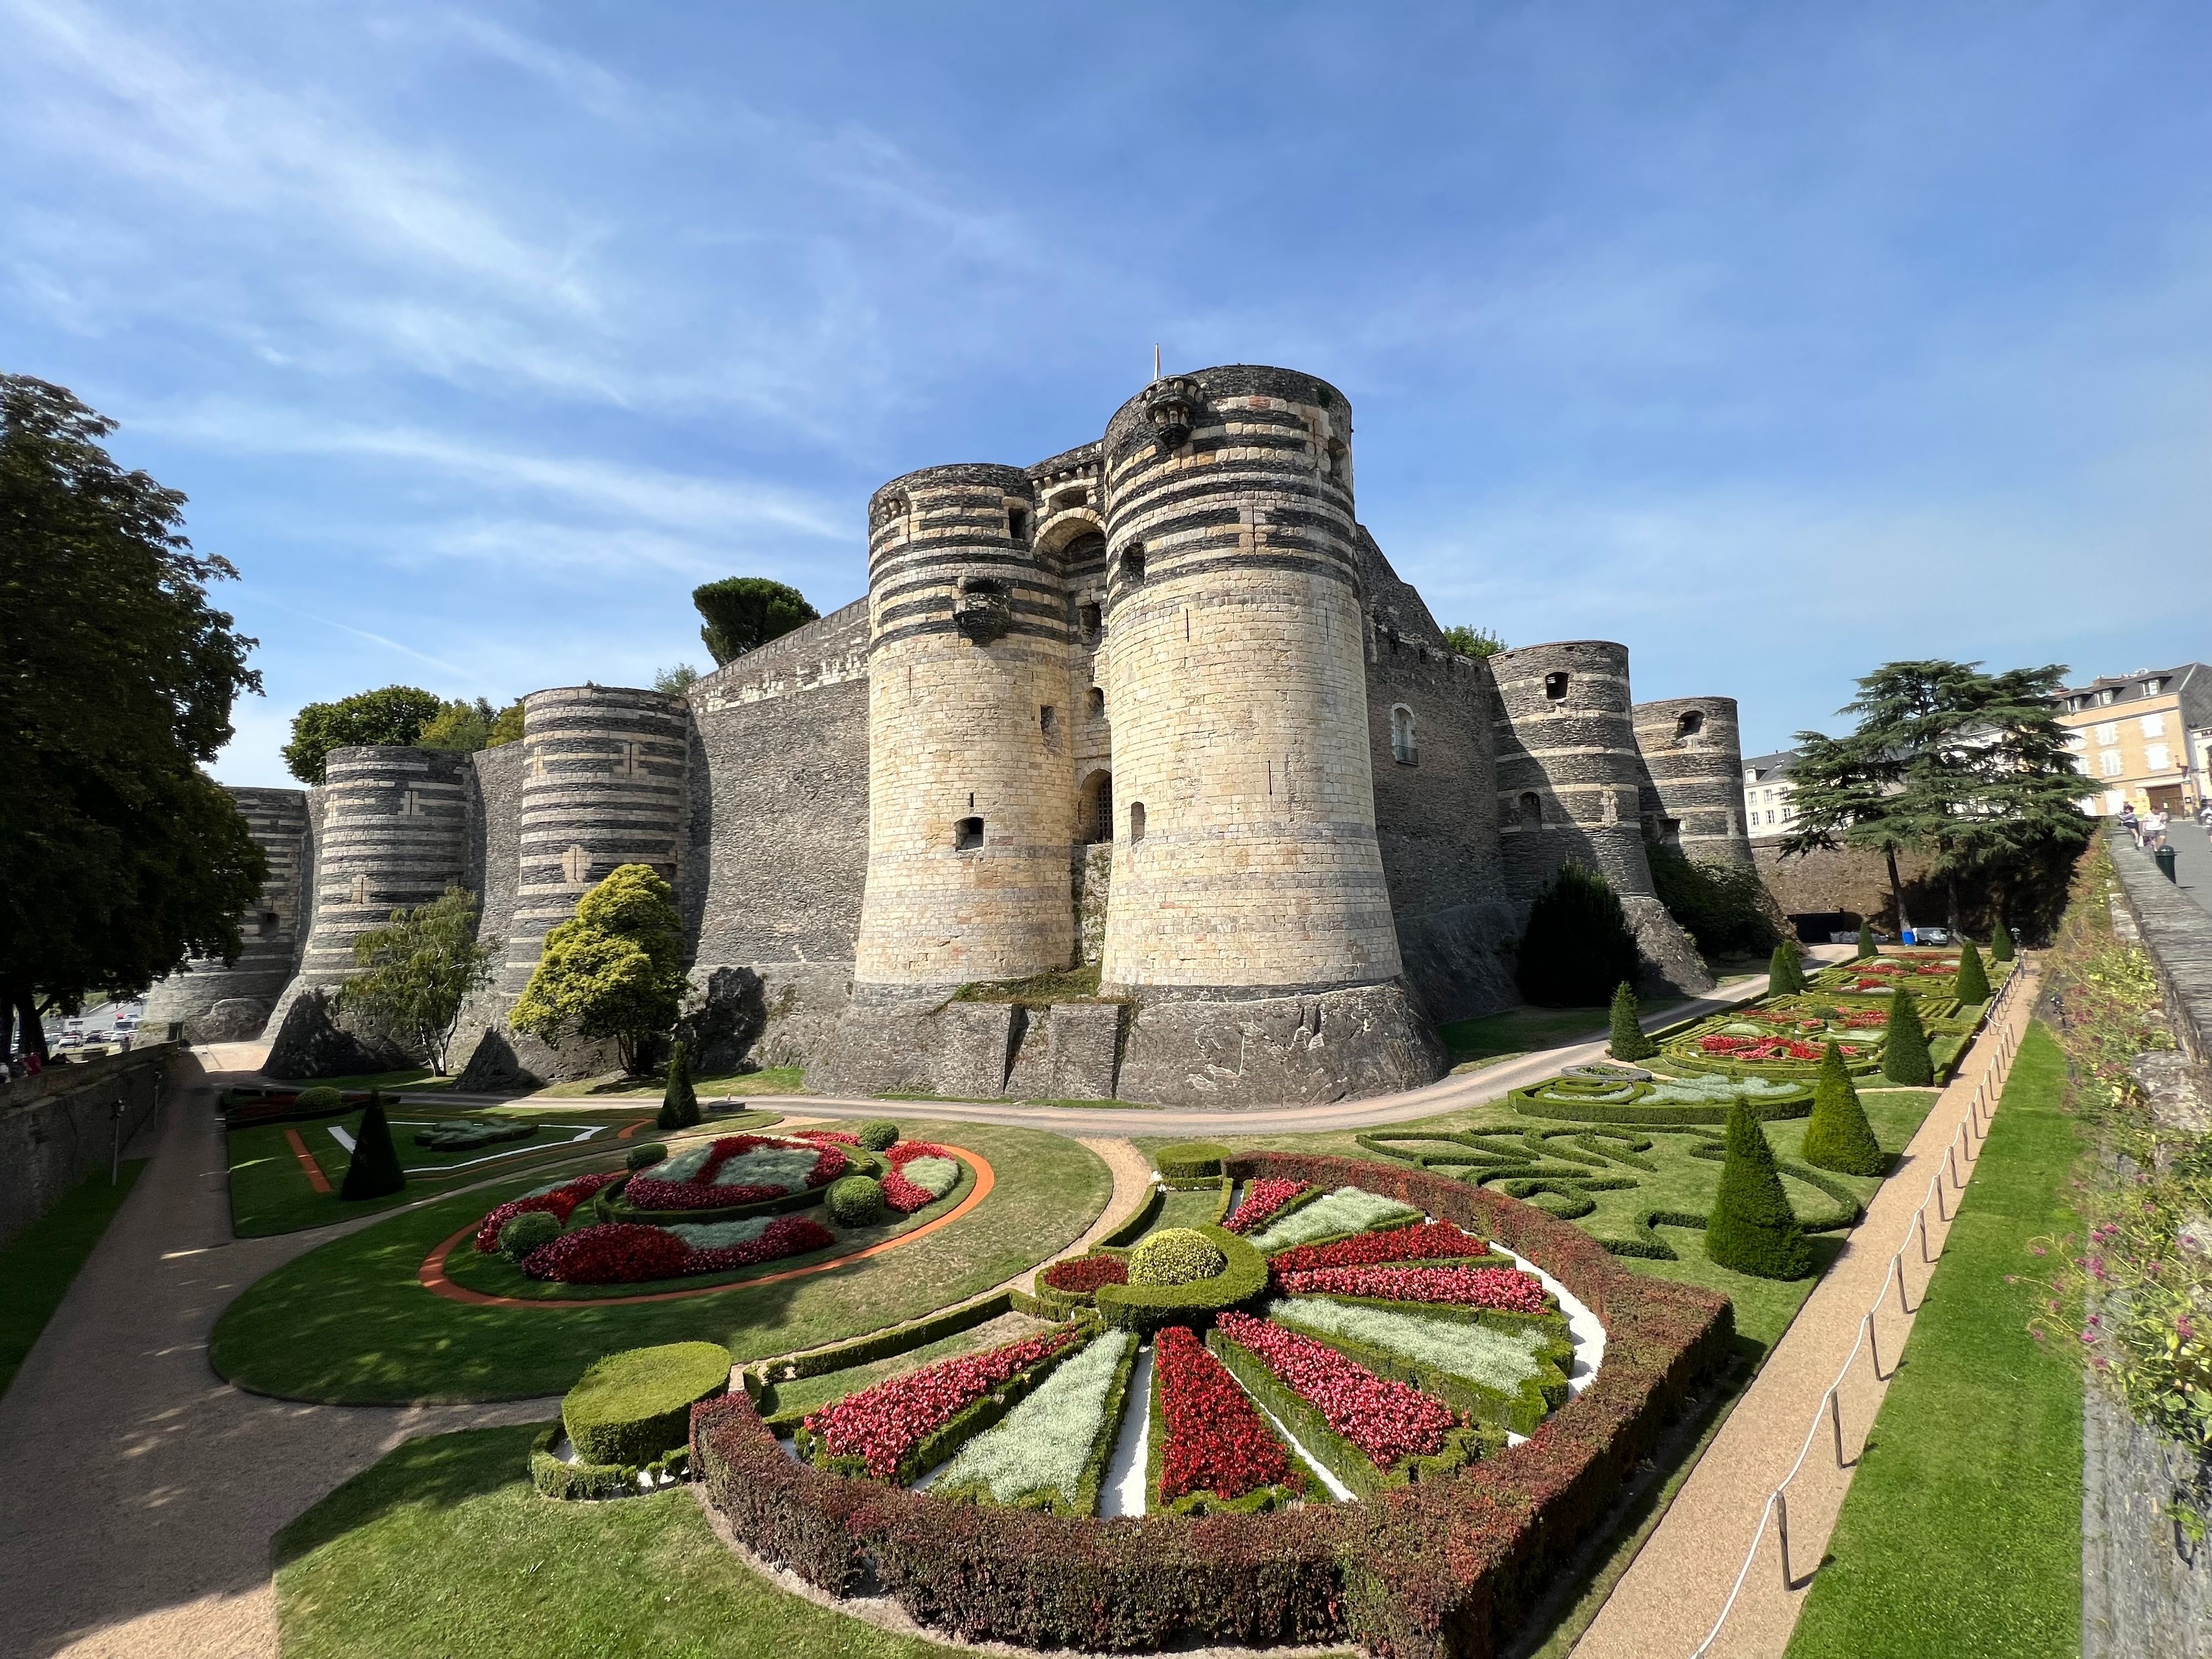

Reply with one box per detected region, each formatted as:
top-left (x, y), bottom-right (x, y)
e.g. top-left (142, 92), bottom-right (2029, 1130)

top-left (1441, 624), bottom-right (1505, 659)
top-left (1, 375), bottom-right (266, 1055)
top-left (1518, 860), bottom-right (1641, 1006)
top-left (283, 686), bottom-right (444, 783)
top-left (692, 577), bottom-right (817, 666)
top-left (509, 864), bottom-right (688, 1073)
top-left (337, 886), bottom-right (498, 1075)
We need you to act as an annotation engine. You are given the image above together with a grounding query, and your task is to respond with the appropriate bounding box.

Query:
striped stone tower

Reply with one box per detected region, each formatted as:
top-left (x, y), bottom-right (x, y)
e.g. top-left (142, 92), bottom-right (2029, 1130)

top-left (852, 463), bottom-right (1077, 988)
top-left (143, 786), bottom-right (311, 1041)
top-left (501, 686), bottom-right (690, 998)
top-left (1489, 641), bottom-right (1658, 905)
top-left (1632, 695), bottom-right (1756, 867)
top-left (1096, 364), bottom-right (1402, 996)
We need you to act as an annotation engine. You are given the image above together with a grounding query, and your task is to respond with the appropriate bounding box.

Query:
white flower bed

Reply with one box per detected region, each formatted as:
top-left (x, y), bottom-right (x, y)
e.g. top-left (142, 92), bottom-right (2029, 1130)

top-left (900, 1155), bottom-right (960, 1198)
top-left (1247, 1188), bottom-right (1421, 1254)
top-left (712, 1144), bottom-right (822, 1189)
top-left (1642, 1073), bottom-right (1801, 1103)
top-left (1265, 1296), bottom-right (1555, 1394)
top-left (655, 1142), bottom-right (718, 1182)
top-left (928, 1329), bottom-right (1135, 1508)
top-left (665, 1216), bottom-right (777, 1249)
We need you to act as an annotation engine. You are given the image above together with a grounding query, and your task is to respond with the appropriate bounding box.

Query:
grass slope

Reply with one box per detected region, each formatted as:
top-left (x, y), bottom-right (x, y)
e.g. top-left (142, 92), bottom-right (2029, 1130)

top-left (212, 1120), bottom-right (1110, 1403)
top-left (275, 1424), bottom-right (963, 1659)
top-left (1786, 1023), bottom-right (2081, 1659)
top-left (0, 1161), bottom-right (144, 1399)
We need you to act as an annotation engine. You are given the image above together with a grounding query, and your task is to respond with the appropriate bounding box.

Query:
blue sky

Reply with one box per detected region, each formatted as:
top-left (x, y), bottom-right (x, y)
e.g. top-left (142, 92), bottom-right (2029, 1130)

top-left (5, 2), bottom-right (2208, 786)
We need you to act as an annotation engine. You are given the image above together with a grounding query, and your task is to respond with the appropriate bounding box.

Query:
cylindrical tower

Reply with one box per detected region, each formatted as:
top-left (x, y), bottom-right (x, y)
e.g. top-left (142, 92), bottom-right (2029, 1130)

top-left (503, 686), bottom-right (690, 996)
top-left (290, 748), bottom-right (471, 996)
top-left (853, 463), bottom-right (1076, 988)
top-left (142, 786), bottom-right (311, 1040)
top-left (1096, 364), bottom-right (1401, 995)
top-left (1632, 695), bottom-right (1756, 868)
top-left (1489, 641), bottom-right (1656, 906)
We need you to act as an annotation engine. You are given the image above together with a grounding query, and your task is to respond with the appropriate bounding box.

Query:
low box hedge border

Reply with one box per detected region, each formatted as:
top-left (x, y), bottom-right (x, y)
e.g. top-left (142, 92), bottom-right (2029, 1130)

top-left (934, 1327), bottom-right (1141, 1520)
top-left (528, 1421), bottom-right (690, 1501)
top-left (751, 1291), bottom-right (1019, 1396)
top-left (1151, 1141), bottom-right (1231, 1182)
top-left (695, 1150), bottom-right (1734, 1658)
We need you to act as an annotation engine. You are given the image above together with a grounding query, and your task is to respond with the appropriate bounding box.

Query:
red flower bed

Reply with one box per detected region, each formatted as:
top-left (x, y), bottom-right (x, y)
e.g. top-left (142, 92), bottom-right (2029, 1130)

top-left (804, 1328), bottom-right (1080, 1480)
top-left (1215, 1312), bottom-right (1457, 1469)
top-left (1154, 1324), bottom-right (1295, 1504)
top-left (624, 1135), bottom-right (848, 1212)
top-left (1040, 1255), bottom-right (1128, 1294)
top-left (522, 1222), bottom-right (691, 1283)
top-left (1265, 1220), bottom-right (1491, 1278)
top-left (880, 1141), bottom-right (957, 1214)
top-left (689, 1214), bottom-right (835, 1273)
top-left (1843, 1008), bottom-right (1889, 1028)
top-left (472, 1171), bottom-right (623, 1252)
top-left (1224, 1178), bottom-right (1317, 1234)
top-left (1696, 1035), bottom-right (1824, 1061)
top-left (1276, 1262), bottom-right (1549, 1313)
top-left (798, 1128), bottom-right (863, 1147)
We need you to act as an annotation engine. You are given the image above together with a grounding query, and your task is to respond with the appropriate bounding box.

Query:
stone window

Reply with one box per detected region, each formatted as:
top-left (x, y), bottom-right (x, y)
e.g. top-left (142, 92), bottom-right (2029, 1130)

top-left (1040, 704), bottom-right (1058, 742)
top-left (1675, 709), bottom-right (1704, 740)
top-left (1324, 437), bottom-right (1347, 483)
top-left (1049, 486), bottom-right (1088, 512)
top-left (1519, 791), bottom-right (1542, 826)
top-left (1079, 602), bottom-right (1102, 646)
top-left (259, 911), bottom-right (279, 934)
top-left (1008, 505), bottom-right (1029, 544)
top-left (1544, 672), bottom-right (1570, 702)
top-left (399, 787), bottom-right (422, 817)
top-left (1128, 801), bottom-right (1147, 843)
top-left (1118, 545), bottom-right (1146, 586)
top-left (1080, 771), bottom-right (1113, 843)
top-left (1087, 685), bottom-right (1105, 720)
top-left (348, 873), bottom-right (369, 904)
top-left (1390, 704), bottom-right (1417, 765)
top-left (954, 816), bottom-right (984, 851)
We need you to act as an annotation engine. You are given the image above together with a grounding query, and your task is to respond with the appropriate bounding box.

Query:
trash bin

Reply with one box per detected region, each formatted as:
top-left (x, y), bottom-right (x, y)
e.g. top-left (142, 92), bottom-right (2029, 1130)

top-left (2155, 846), bottom-right (2179, 883)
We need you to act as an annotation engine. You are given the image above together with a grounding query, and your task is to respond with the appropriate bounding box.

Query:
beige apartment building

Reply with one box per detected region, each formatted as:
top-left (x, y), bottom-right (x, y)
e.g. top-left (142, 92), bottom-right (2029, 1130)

top-left (2058, 662), bottom-right (2212, 819)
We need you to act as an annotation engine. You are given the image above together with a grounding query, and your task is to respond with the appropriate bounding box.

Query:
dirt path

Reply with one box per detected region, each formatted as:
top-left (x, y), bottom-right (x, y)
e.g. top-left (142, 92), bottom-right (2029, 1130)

top-left (1571, 967), bottom-right (2042, 1659)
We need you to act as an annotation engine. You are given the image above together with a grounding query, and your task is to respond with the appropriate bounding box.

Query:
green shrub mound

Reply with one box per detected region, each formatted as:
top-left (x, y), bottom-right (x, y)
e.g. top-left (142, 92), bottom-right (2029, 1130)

top-left (624, 1142), bottom-right (667, 1171)
top-left (562, 1341), bottom-right (731, 1469)
top-left (1953, 939), bottom-right (1991, 1003)
top-left (1518, 860), bottom-right (1641, 1007)
top-left (1801, 1042), bottom-right (1886, 1177)
top-left (1152, 1142), bottom-right (1231, 1183)
top-left (1882, 991), bottom-right (1934, 1086)
top-left (1095, 1226), bottom-right (1269, 1331)
top-left (1703, 1098), bottom-right (1812, 1280)
top-left (338, 1094), bottom-right (407, 1201)
top-left (498, 1210), bottom-right (562, 1262)
top-left (413, 1118), bottom-right (535, 1152)
top-left (658, 1039), bottom-right (701, 1132)
top-left (858, 1120), bottom-right (900, 1152)
top-left (528, 1421), bottom-right (689, 1500)
top-left (294, 1085), bottom-right (345, 1114)
top-left (824, 1175), bottom-right (886, 1227)
top-left (1768, 942), bottom-right (1805, 995)
top-left (1607, 981), bottom-right (1657, 1061)
top-left (1127, 1228), bottom-right (1226, 1286)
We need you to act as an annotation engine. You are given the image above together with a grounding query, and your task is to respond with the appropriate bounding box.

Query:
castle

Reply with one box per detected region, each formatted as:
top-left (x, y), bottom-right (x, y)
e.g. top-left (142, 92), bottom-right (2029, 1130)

top-left (147, 364), bottom-right (1756, 1107)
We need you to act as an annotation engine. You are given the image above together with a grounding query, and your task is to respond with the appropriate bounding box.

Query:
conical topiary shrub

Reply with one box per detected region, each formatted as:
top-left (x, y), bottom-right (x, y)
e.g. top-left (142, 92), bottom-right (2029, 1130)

top-left (1518, 861), bottom-right (1642, 1007)
top-left (1882, 991), bottom-right (1934, 1085)
top-left (1802, 1041), bottom-right (1884, 1176)
top-left (658, 1039), bottom-right (701, 1131)
top-left (1704, 1098), bottom-right (1812, 1279)
top-left (1608, 981), bottom-right (1657, 1061)
top-left (1953, 939), bottom-right (1991, 1004)
top-left (1855, 923), bottom-right (1876, 960)
top-left (340, 1091), bottom-right (407, 1201)
top-left (1990, 917), bottom-right (2015, 962)
top-left (1768, 941), bottom-right (1805, 995)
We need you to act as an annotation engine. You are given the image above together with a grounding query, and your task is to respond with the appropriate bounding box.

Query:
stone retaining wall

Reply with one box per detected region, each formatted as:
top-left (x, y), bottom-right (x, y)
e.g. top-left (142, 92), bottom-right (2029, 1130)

top-left (0, 1046), bottom-right (169, 1246)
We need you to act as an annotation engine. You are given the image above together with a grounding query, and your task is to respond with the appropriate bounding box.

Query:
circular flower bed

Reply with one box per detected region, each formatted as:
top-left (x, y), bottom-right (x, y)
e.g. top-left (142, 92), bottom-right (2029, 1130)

top-left (623, 1133), bottom-right (849, 1212)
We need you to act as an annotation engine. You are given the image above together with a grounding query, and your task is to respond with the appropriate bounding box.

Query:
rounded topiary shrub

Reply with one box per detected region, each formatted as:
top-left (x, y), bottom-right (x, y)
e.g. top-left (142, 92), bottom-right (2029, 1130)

top-left (857, 1120), bottom-right (900, 1152)
top-left (625, 1142), bottom-right (668, 1171)
top-left (562, 1341), bottom-right (732, 1468)
top-left (1127, 1227), bottom-right (1227, 1286)
top-left (499, 1210), bottom-right (562, 1262)
top-left (294, 1085), bottom-right (344, 1113)
top-left (1153, 1142), bottom-right (1230, 1181)
top-left (825, 1174), bottom-right (887, 1227)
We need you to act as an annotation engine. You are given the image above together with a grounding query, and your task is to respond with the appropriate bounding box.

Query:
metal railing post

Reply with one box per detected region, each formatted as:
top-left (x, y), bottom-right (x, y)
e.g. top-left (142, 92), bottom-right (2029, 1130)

top-left (1895, 1252), bottom-right (1912, 1314)
top-left (1918, 1207), bottom-right (1932, 1262)
top-left (1866, 1309), bottom-right (1882, 1378)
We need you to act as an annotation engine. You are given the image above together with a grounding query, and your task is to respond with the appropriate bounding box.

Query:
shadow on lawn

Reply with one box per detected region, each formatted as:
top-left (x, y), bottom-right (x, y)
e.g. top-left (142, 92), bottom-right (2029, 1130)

top-left (274, 1424), bottom-right (538, 1567)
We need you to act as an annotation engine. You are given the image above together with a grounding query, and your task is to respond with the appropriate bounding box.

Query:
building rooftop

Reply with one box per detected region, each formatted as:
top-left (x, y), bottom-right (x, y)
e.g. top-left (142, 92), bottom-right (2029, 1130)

top-left (1742, 749), bottom-right (1798, 784)
top-left (2056, 663), bottom-right (2210, 713)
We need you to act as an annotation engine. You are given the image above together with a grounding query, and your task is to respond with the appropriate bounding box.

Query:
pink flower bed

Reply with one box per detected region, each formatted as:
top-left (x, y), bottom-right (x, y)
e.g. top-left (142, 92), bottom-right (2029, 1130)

top-left (803, 1328), bottom-right (1080, 1480)
top-left (472, 1171), bottom-right (623, 1252)
top-left (1266, 1220), bottom-right (1492, 1278)
top-left (881, 1141), bottom-right (957, 1215)
top-left (797, 1128), bottom-right (863, 1147)
top-left (1224, 1178), bottom-right (1318, 1235)
top-left (623, 1135), bottom-right (848, 1212)
top-left (1040, 1255), bottom-right (1128, 1294)
top-left (1843, 1008), bottom-right (1889, 1028)
top-left (1697, 1035), bottom-right (1826, 1061)
top-left (1276, 1262), bottom-right (1549, 1313)
top-left (1154, 1325), bottom-right (1295, 1504)
top-left (1215, 1312), bottom-right (1458, 1469)
top-left (518, 1214), bottom-right (837, 1284)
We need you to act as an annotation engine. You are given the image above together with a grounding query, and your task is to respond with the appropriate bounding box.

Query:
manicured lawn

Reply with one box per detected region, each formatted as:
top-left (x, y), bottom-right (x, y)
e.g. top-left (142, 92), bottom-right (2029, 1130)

top-left (0, 1161), bottom-right (144, 1400)
top-left (1436, 1005), bottom-right (1612, 1066)
top-left (211, 1120), bottom-right (1111, 1403)
top-left (522, 1065), bottom-right (811, 1100)
top-left (1786, 1023), bottom-right (2081, 1659)
top-left (258, 1068), bottom-right (453, 1092)
top-left (275, 1424), bottom-right (965, 1659)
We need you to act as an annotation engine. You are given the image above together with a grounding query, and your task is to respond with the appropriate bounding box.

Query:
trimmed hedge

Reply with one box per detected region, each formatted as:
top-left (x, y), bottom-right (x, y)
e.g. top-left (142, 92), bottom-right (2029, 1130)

top-left (1882, 991), bottom-right (1935, 1085)
top-left (625, 1141), bottom-right (668, 1171)
top-left (1152, 1141), bottom-right (1230, 1182)
top-left (696, 1151), bottom-right (1735, 1658)
top-left (563, 1341), bottom-right (731, 1468)
top-left (1703, 1100), bottom-right (1812, 1280)
top-left (1127, 1228), bottom-right (1226, 1286)
top-left (338, 1093), bottom-right (406, 1201)
top-left (498, 1210), bottom-right (561, 1262)
top-left (1953, 939), bottom-right (1991, 1003)
top-left (1801, 1041), bottom-right (1885, 1177)
top-left (752, 1293), bottom-right (1018, 1391)
top-left (529, 1421), bottom-right (689, 1501)
top-left (1094, 1226), bottom-right (1270, 1332)
top-left (859, 1120), bottom-right (901, 1152)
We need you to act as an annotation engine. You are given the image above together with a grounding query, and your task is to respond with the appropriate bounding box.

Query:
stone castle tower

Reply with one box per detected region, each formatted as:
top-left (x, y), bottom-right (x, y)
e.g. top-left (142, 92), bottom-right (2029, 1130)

top-left (148, 364), bottom-right (1756, 1108)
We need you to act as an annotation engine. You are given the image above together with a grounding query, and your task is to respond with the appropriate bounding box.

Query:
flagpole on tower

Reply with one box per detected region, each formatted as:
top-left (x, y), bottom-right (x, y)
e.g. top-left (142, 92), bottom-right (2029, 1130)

top-left (1153, 343), bottom-right (1160, 381)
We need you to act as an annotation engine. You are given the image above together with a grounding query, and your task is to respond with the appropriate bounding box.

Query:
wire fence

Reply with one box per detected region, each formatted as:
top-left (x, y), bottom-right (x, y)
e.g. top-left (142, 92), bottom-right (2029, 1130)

top-left (1684, 963), bottom-right (2032, 1658)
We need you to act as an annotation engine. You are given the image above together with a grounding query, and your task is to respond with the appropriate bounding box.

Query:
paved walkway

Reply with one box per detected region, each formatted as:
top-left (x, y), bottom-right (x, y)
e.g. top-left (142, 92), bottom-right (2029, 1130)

top-left (2129, 818), bottom-right (2212, 919)
top-left (1573, 965), bottom-right (2041, 1659)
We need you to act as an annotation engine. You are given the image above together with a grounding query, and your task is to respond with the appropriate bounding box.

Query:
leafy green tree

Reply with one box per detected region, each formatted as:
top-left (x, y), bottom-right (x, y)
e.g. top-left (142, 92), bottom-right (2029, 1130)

top-left (1855, 922), bottom-right (1877, 960)
top-left (339, 1091), bottom-right (407, 1200)
top-left (1, 376), bottom-right (266, 1060)
top-left (659, 1037), bottom-right (701, 1130)
top-left (417, 697), bottom-right (498, 752)
top-left (1954, 938), bottom-right (1991, 1003)
top-left (1768, 942), bottom-right (1805, 995)
top-left (283, 686), bottom-right (444, 784)
top-left (693, 578), bottom-right (817, 666)
top-left (1442, 624), bottom-right (1505, 659)
top-left (1607, 981), bottom-right (1657, 1060)
top-left (1779, 660), bottom-right (2091, 939)
top-left (1704, 1098), bottom-right (1812, 1279)
top-left (1517, 861), bottom-right (1641, 1006)
top-left (1883, 991), bottom-right (1934, 1085)
top-left (653, 664), bottom-right (700, 695)
top-left (510, 864), bottom-right (688, 1074)
top-left (337, 887), bottom-right (498, 1074)
top-left (485, 700), bottom-right (526, 747)
top-left (1802, 1041), bottom-right (1884, 1176)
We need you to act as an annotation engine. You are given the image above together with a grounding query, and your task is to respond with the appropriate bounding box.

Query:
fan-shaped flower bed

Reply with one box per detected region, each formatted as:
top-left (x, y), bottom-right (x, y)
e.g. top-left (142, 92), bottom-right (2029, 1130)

top-left (521, 1214), bottom-right (837, 1284)
top-left (881, 1142), bottom-right (962, 1214)
top-left (622, 1134), bottom-right (849, 1212)
top-left (1040, 1254), bottom-right (1128, 1295)
top-left (1152, 1323), bottom-right (1303, 1511)
top-left (1263, 1218), bottom-right (1494, 1277)
top-left (1224, 1177), bottom-right (1320, 1234)
top-left (798, 1326), bottom-right (1083, 1481)
top-left (1272, 1262), bottom-right (1550, 1314)
top-left (1211, 1310), bottom-right (1464, 1474)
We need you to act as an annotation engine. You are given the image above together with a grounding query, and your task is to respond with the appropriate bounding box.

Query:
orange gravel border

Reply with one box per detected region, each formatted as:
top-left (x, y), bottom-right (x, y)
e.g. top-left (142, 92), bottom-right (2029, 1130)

top-left (417, 1144), bottom-right (996, 1308)
top-left (281, 1127), bottom-right (333, 1194)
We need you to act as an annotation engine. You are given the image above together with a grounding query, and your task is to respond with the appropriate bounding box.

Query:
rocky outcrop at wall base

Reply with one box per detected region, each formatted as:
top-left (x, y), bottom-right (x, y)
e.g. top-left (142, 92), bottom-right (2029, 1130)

top-left (810, 999), bottom-right (1021, 1100)
top-left (450, 1024), bottom-right (618, 1091)
top-left (1114, 982), bottom-right (1448, 1109)
top-left (1003, 1002), bottom-right (1124, 1102)
top-left (1622, 896), bottom-right (1715, 1000)
top-left (263, 990), bottom-right (411, 1080)
top-left (452, 1028), bottom-right (540, 1093)
top-left (1394, 900), bottom-right (1522, 1025)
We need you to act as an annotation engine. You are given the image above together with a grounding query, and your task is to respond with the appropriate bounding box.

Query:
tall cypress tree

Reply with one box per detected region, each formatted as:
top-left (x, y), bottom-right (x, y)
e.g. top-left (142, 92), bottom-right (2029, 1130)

top-left (1768, 942), bottom-right (1805, 995)
top-left (1608, 981), bottom-right (1657, 1060)
top-left (1704, 1098), bottom-right (1812, 1279)
top-left (1855, 923), bottom-right (1877, 960)
top-left (658, 1038), bottom-right (701, 1131)
top-left (1953, 939), bottom-right (1991, 1004)
top-left (1802, 1041), bottom-right (1884, 1176)
top-left (1990, 916), bottom-right (2015, 962)
top-left (339, 1090), bottom-right (407, 1201)
top-left (1882, 991), bottom-right (1934, 1085)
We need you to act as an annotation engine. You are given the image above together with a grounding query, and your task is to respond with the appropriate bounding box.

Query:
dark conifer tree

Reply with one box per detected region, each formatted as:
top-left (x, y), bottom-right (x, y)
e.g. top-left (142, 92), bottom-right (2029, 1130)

top-left (1704, 1098), bottom-right (1812, 1279)
top-left (339, 1091), bottom-right (407, 1201)
top-left (1768, 942), bottom-right (1805, 995)
top-left (1954, 939), bottom-right (1991, 1003)
top-left (658, 1038), bottom-right (701, 1131)
top-left (1882, 991), bottom-right (1934, 1086)
top-left (1517, 862), bottom-right (1641, 1007)
top-left (1802, 1041), bottom-right (1884, 1176)
top-left (1608, 981), bottom-right (1657, 1060)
